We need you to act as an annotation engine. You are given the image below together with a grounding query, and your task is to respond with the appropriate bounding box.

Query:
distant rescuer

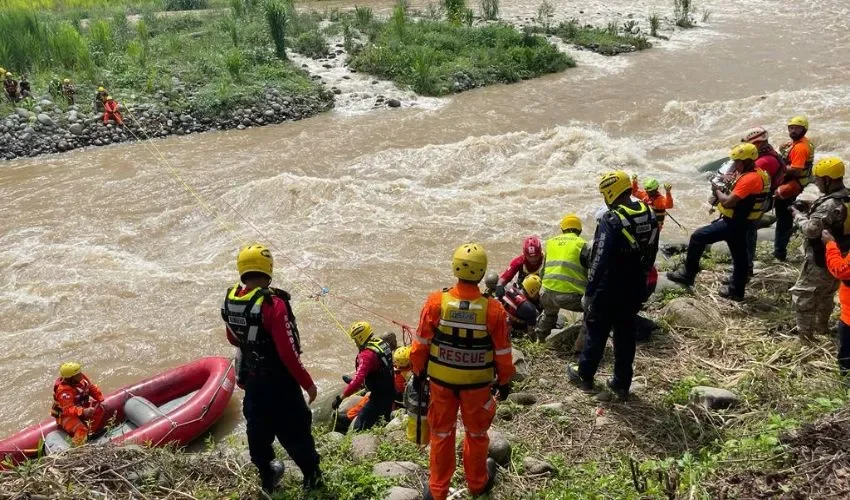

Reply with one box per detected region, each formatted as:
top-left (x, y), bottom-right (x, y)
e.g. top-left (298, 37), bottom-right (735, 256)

top-left (667, 144), bottom-right (770, 301)
top-left (790, 158), bottom-right (849, 341)
top-left (495, 236), bottom-right (544, 297)
top-left (568, 171), bottom-right (658, 401)
top-left (51, 362), bottom-right (107, 446)
top-left (332, 321), bottom-right (395, 431)
top-left (774, 116), bottom-right (816, 261)
top-left (103, 95), bottom-right (124, 125)
top-left (631, 175), bottom-right (674, 230)
top-left (221, 244), bottom-right (322, 494)
top-left (61, 78), bottom-right (76, 104)
top-left (411, 243), bottom-right (515, 500)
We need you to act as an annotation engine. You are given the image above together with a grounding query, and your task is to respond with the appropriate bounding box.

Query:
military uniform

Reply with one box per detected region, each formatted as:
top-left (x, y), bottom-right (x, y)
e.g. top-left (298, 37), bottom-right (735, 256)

top-left (790, 189), bottom-right (850, 337)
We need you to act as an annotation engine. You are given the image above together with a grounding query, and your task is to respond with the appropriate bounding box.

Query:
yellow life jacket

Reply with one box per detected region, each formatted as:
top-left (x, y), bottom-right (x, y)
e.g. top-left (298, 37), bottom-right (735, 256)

top-left (427, 292), bottom-right (494, 389)
top-left (716, 169), bottom-right (770, 221)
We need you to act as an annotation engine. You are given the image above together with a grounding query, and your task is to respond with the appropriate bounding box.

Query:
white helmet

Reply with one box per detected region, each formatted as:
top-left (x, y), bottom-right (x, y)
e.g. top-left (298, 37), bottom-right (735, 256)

top-left (741, 127), bottom-right (768, 144)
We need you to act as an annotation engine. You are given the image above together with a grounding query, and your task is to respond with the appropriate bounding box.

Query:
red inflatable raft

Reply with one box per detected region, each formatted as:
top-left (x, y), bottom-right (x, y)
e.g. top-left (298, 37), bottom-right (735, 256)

top-left (0, 356), bottom-right (236, 466)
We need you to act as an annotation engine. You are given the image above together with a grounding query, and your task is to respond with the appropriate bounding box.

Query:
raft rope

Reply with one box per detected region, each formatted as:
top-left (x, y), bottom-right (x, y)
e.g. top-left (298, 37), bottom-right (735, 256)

top-left (121, 110), bottom-right (414, 339)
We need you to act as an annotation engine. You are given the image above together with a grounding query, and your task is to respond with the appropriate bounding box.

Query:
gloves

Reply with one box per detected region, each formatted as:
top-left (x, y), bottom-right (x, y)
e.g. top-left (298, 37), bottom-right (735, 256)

top-left (663, 183), bottom-right (672, 191)
top-left (331, 395), bottom-right (343, 410)
top-left (494, 383), bottom-right (512, 401)
top-left (494, 285), bottom-right (506, 298)
top-left (342, 375), bottom-right (352, 384)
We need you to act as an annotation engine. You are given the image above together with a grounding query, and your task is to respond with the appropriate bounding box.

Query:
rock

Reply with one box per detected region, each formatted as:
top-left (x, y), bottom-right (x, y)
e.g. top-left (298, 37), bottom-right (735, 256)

top-left (710, 243), bottom-right (731, 258)
top-left (351, 434), bottom-right (379, 461)
top-left (69, 123), bottom-right (83, 136)
top-left (507, 392), bottom-right (537, 406)
top-left (757, 227), bottom-right (775, 242)
top-left (333, 89), bottom-right (342, 95)
top-left (523, 457), bottom-right (557, 476)
top-left (384, 486), bottom-right (421, 500)
top-left (68, 111), bottom-right (79, 122)
top-left (311, 381), bottom-right (347, 426)
top-left (538, 402), bottom-right (564, 414)
top-left (37, 113), bottom-right (55, 127)
top-left (661, 298), bottom-right (722, 330)
top-left (339, 395), bottom-right (364, 415)
top-left (653, 274), bottom-right (686, 294)
top-left (511, 347), bottom-right (530, 383)
top-left (237, 124), bottom-right (246, 130)
top-left (16, 108), bottom-right (31, 119)
top-left (385, 415), bottom-right (404, 433)
top-left (282, 459), bottom-right (303, 482)
top-left (372, 461), bottom-right (423, 479)
top-left (39, 99), bottom-right (53, 107)
top-left (545, 323), bottom-right (583, 352)
top-left (387, 99), bottom-right (401, 108)
top-left (689, 386), bottom-right (741, 410)
top-left (264, 110), bottom-right (275, 117)
top-left (487, 429), bottom-right (512, 466)
top-left (595, 415), bottom-right (613, 427)
top-left (237, 449), bottom-right (252, 466)
top-left (325, 431), bottom-right (345, 443)
top-left (496, 405), bottom-right (513, 421)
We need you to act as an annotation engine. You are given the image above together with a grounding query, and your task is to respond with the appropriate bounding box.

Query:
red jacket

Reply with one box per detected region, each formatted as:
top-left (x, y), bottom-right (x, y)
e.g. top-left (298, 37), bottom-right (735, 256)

top-left (499, 255), bottom-right (542, 285)
top-left (225, 289), bottom-right (314, 390)
top-left (342, 349), bottom-right (381, 398)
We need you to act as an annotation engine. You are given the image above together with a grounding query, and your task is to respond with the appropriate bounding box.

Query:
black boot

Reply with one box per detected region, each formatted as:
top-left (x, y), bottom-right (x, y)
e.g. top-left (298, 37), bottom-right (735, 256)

top-left (422, 484), bottom-right (434, 500)
top-left (260, 460), bottom-right (284, 494)
top-left (719, 287), bottom-right (744, 302)
top-left (666, 269), bottom-right (695, 287)
top-left (567, 363), bottom-right (594, 393)
top-left (302, 466), bottom-right (324, 491)
top-left (606, 378), bottom-right (629, 402)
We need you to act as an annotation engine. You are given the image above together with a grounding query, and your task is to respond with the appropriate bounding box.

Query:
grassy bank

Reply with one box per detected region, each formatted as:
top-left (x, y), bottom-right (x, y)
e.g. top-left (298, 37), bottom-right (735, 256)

top-left (532, 19), bottom-right (652, 55)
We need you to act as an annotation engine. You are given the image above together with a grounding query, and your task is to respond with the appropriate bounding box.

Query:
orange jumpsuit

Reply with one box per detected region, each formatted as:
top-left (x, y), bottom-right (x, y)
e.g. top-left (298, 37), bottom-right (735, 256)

top-left (103, 99), bottom-right (124, 125)
top-left (411, 282), bottom-right (515, 500)
top-left (824, 241), bottom-right (850, 375)
top-left (632, 180), bottom-right (674, 229)
top-left (52, 374), bottom-right (107, 445)
top-left (345, 366), bottom-right (411, 420)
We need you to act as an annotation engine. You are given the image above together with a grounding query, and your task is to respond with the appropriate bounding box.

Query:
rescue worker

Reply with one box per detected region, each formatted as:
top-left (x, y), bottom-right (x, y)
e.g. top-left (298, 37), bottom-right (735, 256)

top-left (103, 96), bottom-right (124, 125)
top-left (392, 345), bottom-right (413, 405)
top-left (61, 78), bottom-right (76, 104)
top-left (18, 75), bottom-right (31, 99)
top-left (742, 127), bottom-right (785, 276)
top-left (533, 214), bottom-right (589, 342)
top-left (4, 72), bottom-right (19, 102)
top-left (822, 228), bottom-right (850, 379)
top-left (567, 171), bottom-right (659, 400)
top-left (495, 236), bottom-right (543, 297)
top-left (222, 244), bottom-right (322, 493)
top-left (411, 243), bottom-right (515, 500)
top-left (631, 175), bottom-right (674, 230)
top-left (668, 144), bottom-right (770, 301)
top-left (332, 321), bottom-right (395, 431)
top-left (789, 157), bottom-right (849, 341)
top-left (51, 362), bottom-right (107, 446)
top-left (94, 86), bottom-right (108, 113)
top-left (499, 274), bottom-right (543, 337)
top-left (774, 116), bottom-right (815, 261)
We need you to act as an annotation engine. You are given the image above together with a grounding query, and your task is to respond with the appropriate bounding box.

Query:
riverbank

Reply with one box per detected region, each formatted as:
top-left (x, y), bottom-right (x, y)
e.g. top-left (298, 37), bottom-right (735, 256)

top-left (3, 239), bottom-right (849, 499)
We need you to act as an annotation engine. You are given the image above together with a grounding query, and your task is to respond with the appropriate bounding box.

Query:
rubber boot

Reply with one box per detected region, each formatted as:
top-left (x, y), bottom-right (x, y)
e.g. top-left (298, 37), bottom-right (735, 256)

top-left (566, 363), bottom-right (594, 392)
top-left (260, 460), bottom-right (284, 494)
top-left (719, 286), bottom-right (744, 302)
top-left (302, 466), bottom-right (324, 491)
top-left (606, 378), bottom-right (629, 402)
top-left (666, 269), bottom-right (695, 287)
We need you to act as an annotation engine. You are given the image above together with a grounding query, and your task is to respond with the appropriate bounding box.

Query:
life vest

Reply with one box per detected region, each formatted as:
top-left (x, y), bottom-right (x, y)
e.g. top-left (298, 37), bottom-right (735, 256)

top-left (358, 338), bottom-right (395, 399)
top-left (4, 79), bottom-right (17, 93)
top-left (427, 291), bottom-right (494, 389)
top-left (781, 137), bottom-right (815, 189)
top-left (758, 144), bottom-right (786, 192)
top-left (611, 202), bottom-right (659, 266)
top-left (51, 375), bottom-right (94, 419)
top-left (541, 233), bottom-right (587, 294)
top-left (646, 192), bottom-right (667, 226)
top-left (716, 169), bottom-right (771, 222)
top-left (221, 285), bottom-right (301, 378)
top-left (806, 191), bottom-right (850, 268)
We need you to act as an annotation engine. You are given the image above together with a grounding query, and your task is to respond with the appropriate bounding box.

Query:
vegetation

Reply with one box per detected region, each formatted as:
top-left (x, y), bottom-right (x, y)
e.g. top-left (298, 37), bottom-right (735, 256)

top-left (535, 19), bottom-right (652, 55)
top-left (648, 13), bottom-right (661, 37)
top-left (442, 0), bottom-right (466, 25)
top-left (674, 0), bottom-right (696, 28)
top-left (164, 0), bottom-right (208, 10)
top-left (349, 20), bottom-right (574, 96)
top-left (480, 0), bottom-right (499, 21)
top-left (535, 0), bottom-right (554, 31)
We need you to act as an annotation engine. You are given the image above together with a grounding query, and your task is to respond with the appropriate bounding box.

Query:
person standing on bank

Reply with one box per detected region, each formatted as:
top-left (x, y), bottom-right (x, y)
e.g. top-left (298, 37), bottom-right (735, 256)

top-left (221, 244), bottom-right (322, 494)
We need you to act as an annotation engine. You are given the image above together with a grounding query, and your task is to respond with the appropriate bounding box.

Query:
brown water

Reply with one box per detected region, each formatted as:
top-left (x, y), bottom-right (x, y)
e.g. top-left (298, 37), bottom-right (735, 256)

top-left (2, 0), bottom-right (850, 437)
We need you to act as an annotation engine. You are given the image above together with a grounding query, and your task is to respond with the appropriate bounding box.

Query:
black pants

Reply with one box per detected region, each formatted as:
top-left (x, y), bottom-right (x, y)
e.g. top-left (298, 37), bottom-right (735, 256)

top-left (243, 375), bottom-right (320, 486)
top-left (353, 394), bottom-right (393, 431)
top-left (774, 197), bottom-right (795, 259)
top-left (685, 217), bottom-right (752, 295)
top-left (839, 321), bottom-right (850, 377)
top-left (578, 310), bottom-right (637, 391)
top-left (746, 224), bottom-right (757, 274)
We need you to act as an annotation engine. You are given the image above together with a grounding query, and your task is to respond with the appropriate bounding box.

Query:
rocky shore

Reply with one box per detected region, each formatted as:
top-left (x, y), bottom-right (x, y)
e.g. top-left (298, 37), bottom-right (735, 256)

top-left (0, 88), bottom-right (334, 161)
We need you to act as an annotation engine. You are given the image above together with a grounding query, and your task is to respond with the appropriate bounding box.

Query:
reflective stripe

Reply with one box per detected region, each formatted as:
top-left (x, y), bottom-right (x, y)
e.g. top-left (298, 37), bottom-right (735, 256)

top-left (247, 325), bottom-right (259, 342)
top-left (483, 398), bottom-right (495, 411)
top-left (434, 431), bottom-right (453, 439)
top-left (494, 347), bottom-right (512, 356)
top-left (542, 233), bottom-right (588, 294)
top-left (468, 430), bottom-right (487, 437)
top-left (227, 304), bottom-right (247, 313)
top-left (438, 319), bottom-right (488, 330)
top-left (413, 334), bottom-right (431, 345)
top-left (541, 273), bottom-right (587, 287)
top-left (427, 292), bottom-right (495, 388)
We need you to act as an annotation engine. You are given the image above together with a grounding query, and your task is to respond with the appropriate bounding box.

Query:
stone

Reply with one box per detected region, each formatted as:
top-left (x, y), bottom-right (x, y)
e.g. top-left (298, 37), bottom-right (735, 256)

top-left (538, 402), bottom-right (564, 414)
top-left (351, 434), bottom-right (379, 461)
top-left (69, 123), bottom-right (83, 136)
top-left (385, 415), bottom-right (404, 433)
top-left (387, 99), bottom-right (401, 108)
top-left (39, 99), bottom-right (53, 107)
top-left (710, 243), bottom-right (731, 258)
top-left (661, 298), bottom-right (722, 330)
top-left (595, 415), bottom-right (613, 427)
top-left (689, 386), bottom-right (741, 410)
top-left (16, 108), bottom-right (31, 119)
top-left (757, 227), bottom-right (775, 242)
top-left (487, 429), bottom-right (511, 466)
top-left (653, 274), bottom-right (687, 294)
top-left (180, 114), bottom-right (192, 123)
top-left (507, 392), bottom-right (537, 406)
top-left (384, 486), bottom-right (421, 500)
top-left (496, 405), bottom-right (513, 420)
top-left (523, 457), bottom-right (557, 476)
top-left (372, 461), bottom-right (423, 479)
top-left (237, 449), bottom-right (252, 466)
top-left (325, 431), bottom-right (345, 443)
top-left (545, 323), bottom-right (583, 352)
top-left (264, 110), bottom-right (275, 117)
top-left (236, 124), bottom-right (246, 130)
top-left (283, 459), bottom-right (303, 482)
top-left (310, 381), bottom-right (347, 425)
top-left (37, 113), bottom-right (55, 127)
top-left (333, 88), bottom-right (342, 95)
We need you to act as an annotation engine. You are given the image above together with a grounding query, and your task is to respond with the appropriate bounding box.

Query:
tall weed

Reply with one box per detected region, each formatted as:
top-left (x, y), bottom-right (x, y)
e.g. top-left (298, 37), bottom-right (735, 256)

top-left (673, 0), bottom-right (695, 28)
top-left (442, 0), bottom-right (465, 25)
top-left (480, 0), bottom-right (498, 21)
top-left (165, 0), bottom-right (209, 11)
top-left (536, 0), bottom-right (554, 31)
top-left (354, 5), bottom-right (373, 29)
top-left (264, 0), bottom-right (288, 59)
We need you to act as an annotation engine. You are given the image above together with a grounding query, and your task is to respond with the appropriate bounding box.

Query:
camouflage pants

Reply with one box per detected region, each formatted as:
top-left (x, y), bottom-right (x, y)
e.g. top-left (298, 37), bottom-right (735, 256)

top-left (533, 290), bottom-right (583, 341)
top-left (790, 259), bottom-right (839, 338)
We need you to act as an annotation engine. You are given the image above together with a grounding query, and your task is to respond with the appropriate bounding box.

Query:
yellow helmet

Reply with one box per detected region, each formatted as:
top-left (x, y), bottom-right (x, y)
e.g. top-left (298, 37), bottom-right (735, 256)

top-left (451, 243), bottom-right (488, 282)
top-left (788, 115), bottom-right (809, 129)
top-left (521, 274), bottom-right (542, 299)
top-left (393, 346), bottom-right (411, 368)
top-left (236, 244), bottom-right (273, 278)
top-left (559, 214), bottom-right (582, 233)
top-left (63, 78), bottom-right (70, 83)
top-left (97, 86), bottom-right (106, 92)
top-left (813, 157), bottom-right (845, 179)
top-left (598, 171), bottom-right (631, 205)
top-left (106, 95), bottom-right (113, 100)
top-left (59, 362), bottom-right (82, 378)
top-left (5, 72), bottom-right (12, 78)
top-left (729, 143), bottom-right (758, 161)
top-left (348, 321), bottom-right (373, 347)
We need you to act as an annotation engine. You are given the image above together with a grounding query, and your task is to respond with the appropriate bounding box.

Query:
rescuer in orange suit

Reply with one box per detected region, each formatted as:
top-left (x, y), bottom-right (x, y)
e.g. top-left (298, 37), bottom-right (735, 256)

top-left (411, 243), bottom-right (516, 500)
top-left (51, 362), bottom-right (107, 446)
top-left (102, 96), bottom-right (124, 126)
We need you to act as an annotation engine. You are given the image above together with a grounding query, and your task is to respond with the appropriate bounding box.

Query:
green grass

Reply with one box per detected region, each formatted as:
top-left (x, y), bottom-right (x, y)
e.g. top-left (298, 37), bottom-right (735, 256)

top-left (547, 19), bottom-right (652, 55)
top-left (349, 21), bottom-right (574, 96)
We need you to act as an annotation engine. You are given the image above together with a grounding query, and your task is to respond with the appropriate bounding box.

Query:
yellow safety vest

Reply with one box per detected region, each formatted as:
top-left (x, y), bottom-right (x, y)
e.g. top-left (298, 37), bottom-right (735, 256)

top-left (716, 170), bottom-right (770, 221)
top-left (783, 137), bottom-right (815, 187)
top-left (541, 233), bottom-right (587, 294)
top-left (427, 292), bottom-right (494, 389)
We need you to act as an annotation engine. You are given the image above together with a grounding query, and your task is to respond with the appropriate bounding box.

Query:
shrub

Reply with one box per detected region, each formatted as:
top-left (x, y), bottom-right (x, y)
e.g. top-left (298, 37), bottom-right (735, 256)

top-left (480, 0), bottom-right (498, 21)
top-left (673, 0), bottom-right (695, 28)
top-left (230, 0), bottom-right (244, 18)
top-left (354, 5), bottom-right (373, 29)
top-left (292, 30), bottom-right (328, 58)
top-left (442, 0), bottom-right (465, 25)
top-left (225, 49), bottom-right (243, 81)
top-left (648, 13), bottom-right (660, 37)
top-left (164, 0), bottom-right (209, 11)
top-left (535, 0), bottom-right (554, 31)
top-left (51, 22), bottom-right (93, 71)
top-left (264, 0), bottom-right (288, 59)
top-left (88, 19), bottom-right (114, 62)
top-left (221, 15), bottom-right (239, 46)
top-left (390, 2), bottom-right (407, 39)
top-left (461, 7), bottom-right (474, 26)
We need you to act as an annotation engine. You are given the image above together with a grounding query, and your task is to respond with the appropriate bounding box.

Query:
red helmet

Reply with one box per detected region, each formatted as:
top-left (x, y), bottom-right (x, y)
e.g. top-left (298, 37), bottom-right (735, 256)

top-left (522, 236), bottom-right (542, 261)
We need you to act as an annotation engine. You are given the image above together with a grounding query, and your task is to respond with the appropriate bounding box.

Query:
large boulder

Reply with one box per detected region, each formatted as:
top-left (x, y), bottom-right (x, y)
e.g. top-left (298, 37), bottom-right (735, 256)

top-left (311, 381), bottom-right (347, 426)
top-left (545, 323), bottom-right (583, 353)
top-left (511, 347), bottom-right (530, 383)
top-left (661, 298), bottom-right (722, 329)
top-left (351, 434), bottom-right (379, 461)
top-left (487, 429), bottom-right (512, 466)
top-left (689, 386), bottom-right (741, 410)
